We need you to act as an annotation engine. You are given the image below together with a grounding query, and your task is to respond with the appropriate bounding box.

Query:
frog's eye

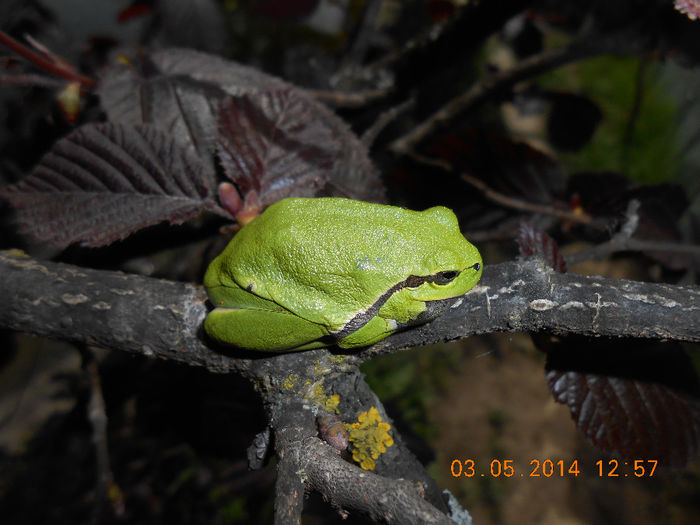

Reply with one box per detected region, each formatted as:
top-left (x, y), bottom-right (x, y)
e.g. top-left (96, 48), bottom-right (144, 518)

top-left (405, 270), bottom-right (460, 289)
top-left (433, 270), bottom-right (460, 284)
top-left (470, 262), bottom-right (481, 271)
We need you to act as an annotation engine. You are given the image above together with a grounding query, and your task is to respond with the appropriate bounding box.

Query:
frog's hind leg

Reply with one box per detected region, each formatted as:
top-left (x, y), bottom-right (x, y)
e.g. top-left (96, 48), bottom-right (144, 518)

top-left (204, 307), bottom-right (330, 352)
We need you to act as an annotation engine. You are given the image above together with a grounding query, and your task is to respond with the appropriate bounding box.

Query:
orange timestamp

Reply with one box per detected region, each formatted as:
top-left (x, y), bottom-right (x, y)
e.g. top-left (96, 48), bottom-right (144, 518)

top-left (450, 459), bottom-right (658, 478)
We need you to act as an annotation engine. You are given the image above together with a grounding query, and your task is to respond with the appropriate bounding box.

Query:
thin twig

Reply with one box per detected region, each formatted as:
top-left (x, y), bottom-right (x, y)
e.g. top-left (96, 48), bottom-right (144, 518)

top-left (567, 236), bottom-right (700, 266)
top-left (569, 238), bottom-right (700, 265)
top-left (341, 0), bottom-right (383, 69)
top-left (407, 151), bottom-right (597, 226)
top-left (361, 98), bottom-right (415, 148)
top-left (0, 30), bottom-right (95, 88)
top-left (0, 74), bottom-right (66, 87)
top-left (365, 16), bottom-right (455, 73)
top-left (389, 36), bottom-right (643, 155)
top-left (80, 346), bottom-right (121, 524)
top-left (460, 172), bottom-right (596, 226)
top-left (306, 86), bottom-right (392, 108)
top-left (566, 199), bottom-right (700, 265)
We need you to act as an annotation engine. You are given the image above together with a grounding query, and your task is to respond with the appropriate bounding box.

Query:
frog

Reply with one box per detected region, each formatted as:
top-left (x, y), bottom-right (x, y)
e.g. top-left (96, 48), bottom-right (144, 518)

top-left (203, 197), bottom-right (482, 351)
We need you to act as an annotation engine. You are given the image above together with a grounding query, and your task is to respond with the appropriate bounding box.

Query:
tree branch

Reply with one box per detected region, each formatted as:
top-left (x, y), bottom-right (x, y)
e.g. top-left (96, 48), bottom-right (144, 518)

top-left (3, 249), bottom-right (699, 519)
top-left (359, 258), bottom-right (700, 361)
top-left (0, 250), bottom-right (456, 521)
top-left (284, 437), bottom-right (453, 524)
top-left (2, 251), bottom-right (698, 374)
top-left (272, 399), bottom-right (313, 525)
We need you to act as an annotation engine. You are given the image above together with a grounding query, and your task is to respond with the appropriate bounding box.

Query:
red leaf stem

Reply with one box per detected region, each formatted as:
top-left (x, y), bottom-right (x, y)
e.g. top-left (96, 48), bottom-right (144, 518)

top-left (0, 30), bottom-right (96, 89)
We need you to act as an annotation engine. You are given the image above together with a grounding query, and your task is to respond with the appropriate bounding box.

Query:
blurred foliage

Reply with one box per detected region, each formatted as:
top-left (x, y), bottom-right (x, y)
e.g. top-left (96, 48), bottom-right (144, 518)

top-left (540, 54), bottom-right (682, 184)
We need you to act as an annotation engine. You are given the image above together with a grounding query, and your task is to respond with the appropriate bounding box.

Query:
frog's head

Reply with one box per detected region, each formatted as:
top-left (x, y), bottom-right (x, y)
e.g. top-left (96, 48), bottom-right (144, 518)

top-left (405, 238), bottom-right (483, 302)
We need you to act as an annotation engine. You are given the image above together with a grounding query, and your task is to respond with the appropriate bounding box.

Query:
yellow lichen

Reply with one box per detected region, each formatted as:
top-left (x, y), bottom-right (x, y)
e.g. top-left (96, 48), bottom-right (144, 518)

top-left (346, 406), bottom-right (394, 470)
top-left (282, 374), bottom-right (299, 390)
top-left (312, 383), bottom-right (325, 399)
top-left (304, 380), bottom-right (341, 415)
top-left (324, 395), bottom-right (340, 414)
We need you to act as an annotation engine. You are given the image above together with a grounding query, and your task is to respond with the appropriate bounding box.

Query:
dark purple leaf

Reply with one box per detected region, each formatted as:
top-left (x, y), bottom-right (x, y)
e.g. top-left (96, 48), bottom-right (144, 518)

top-left (150, 48), bottom-right (289, 96)
top-left (517, 222), bottom-right (567, 272)
top-left (565, 172), bottom-right (632, 218)
top-left (97, 48), bottom-right (288, 133)
top-left (546, 92), bottom-right (602, 152)
top-left (0, 123), bottom-right (224, 247)
top-left (97, 57), bottom-right (222, 180)
top-left (543, 337), bottom-right (700, 467)
top-left (548, 372), bottom-right (700, 467)
top-left (98, 48), bottom-right (385, 206)
top-left (96, 47), bottom-right (291, 184)
top-left (217, 91), bottom-right (336, 205)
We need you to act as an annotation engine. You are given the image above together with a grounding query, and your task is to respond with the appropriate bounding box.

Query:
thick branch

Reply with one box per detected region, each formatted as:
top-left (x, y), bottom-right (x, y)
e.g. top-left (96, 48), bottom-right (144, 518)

top-left (0, 250), bottom-right (244, 374)
top-left (360, 258), bottom-right (700, 360)
top-left (272, 399), bottom-right (314, 525)
top-left (0, 251), bottom-right (455, 521)
top-left (318, 368), bottom-right (450, 513)
top-left (285, 437), bottom-right (452, 525)
top-left (274, 453), bottom-right (305, 525)
top-left (1, 252), bottom-right (698, 374)
top-left (2, 250), bottom-right (698, 520)
top-left (269, 388), bottom-right (450, 523)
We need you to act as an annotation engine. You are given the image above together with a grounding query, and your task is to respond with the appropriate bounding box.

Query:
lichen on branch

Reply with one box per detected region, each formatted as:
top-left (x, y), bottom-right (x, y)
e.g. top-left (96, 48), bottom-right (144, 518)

top-left (346, 406), bottom-right (394, 470)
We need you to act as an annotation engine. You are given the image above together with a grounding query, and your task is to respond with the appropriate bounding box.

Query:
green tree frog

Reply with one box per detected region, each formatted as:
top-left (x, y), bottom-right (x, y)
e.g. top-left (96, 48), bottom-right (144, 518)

top-left (204, 197), bottom-right (482, 351)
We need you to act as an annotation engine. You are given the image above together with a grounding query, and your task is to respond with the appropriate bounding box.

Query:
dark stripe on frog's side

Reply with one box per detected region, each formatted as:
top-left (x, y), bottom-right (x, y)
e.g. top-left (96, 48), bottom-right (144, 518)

top-left (333, 273), bottom-right (457, 341)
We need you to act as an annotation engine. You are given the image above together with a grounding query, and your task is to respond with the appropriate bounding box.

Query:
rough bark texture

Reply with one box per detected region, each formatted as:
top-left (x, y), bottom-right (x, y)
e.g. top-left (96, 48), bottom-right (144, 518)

top-left (2, 252), bottom-right (697, 375)
top-left (284, 437), bottom-right (453, 525)
top-left (2, 250), bottom-right (699, 523)
top-left (360, 258), bottom-right (700, 360)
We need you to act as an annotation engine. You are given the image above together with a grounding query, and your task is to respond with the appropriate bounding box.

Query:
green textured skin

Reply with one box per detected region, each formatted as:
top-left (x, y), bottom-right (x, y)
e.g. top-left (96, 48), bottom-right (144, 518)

top-left (204, 197), bottom-right (482, 351)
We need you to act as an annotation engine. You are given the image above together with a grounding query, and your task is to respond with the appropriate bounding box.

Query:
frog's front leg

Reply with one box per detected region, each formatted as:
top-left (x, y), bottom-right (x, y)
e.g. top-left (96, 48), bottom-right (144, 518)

top-left (204, 308), bottom-right (330, 352)
top-left (337, 316), bottom-right (399, 348)
top-left (337, 289), bottom-right (432, 348)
